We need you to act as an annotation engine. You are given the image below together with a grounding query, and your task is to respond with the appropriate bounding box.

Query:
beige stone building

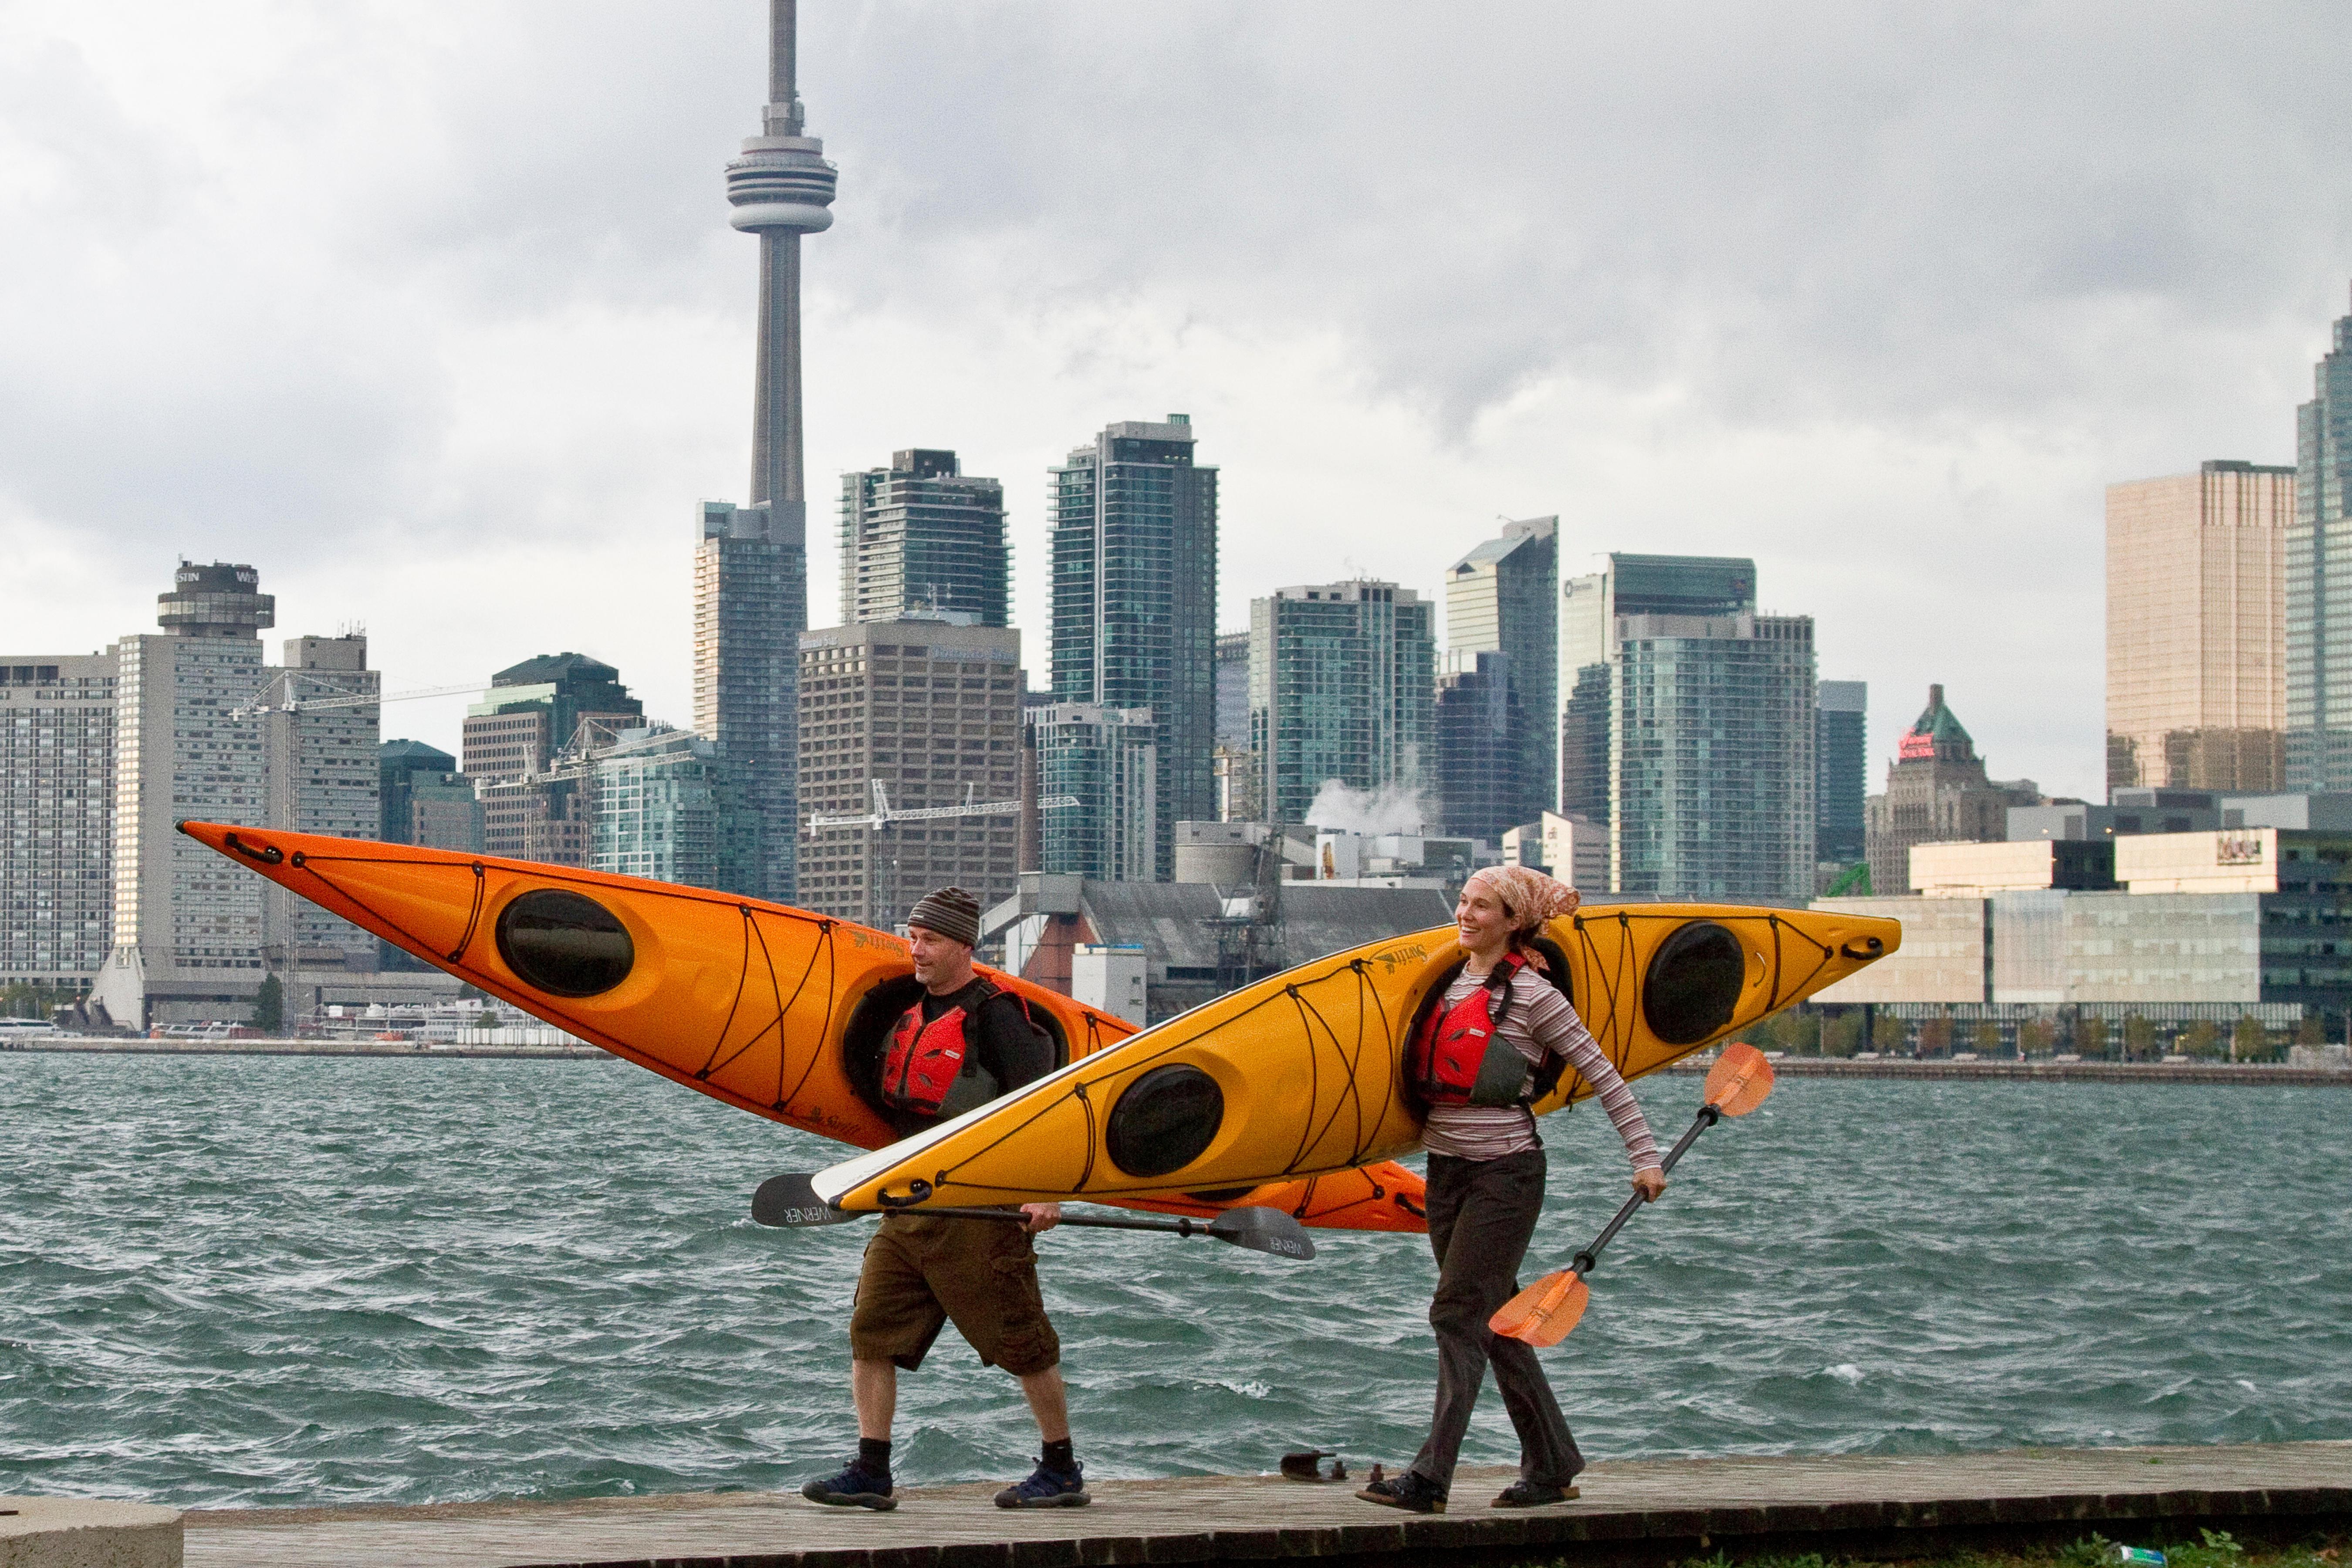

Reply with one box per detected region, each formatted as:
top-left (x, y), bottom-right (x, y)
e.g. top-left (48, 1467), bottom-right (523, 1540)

top-left (2105, 461), bottom-right (2291, 795)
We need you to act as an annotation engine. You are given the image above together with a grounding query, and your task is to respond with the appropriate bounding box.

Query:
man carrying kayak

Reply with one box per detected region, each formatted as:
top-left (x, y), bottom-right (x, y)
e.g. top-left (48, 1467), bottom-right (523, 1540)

top-left (800, 886), bottom-right (1090, 1512)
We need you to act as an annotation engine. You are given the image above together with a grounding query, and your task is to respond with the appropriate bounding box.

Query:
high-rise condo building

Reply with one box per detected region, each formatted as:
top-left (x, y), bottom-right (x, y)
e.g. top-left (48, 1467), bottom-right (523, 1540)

top-left (1433, 651), bottom-right (1521, 844)
top-left (461, 653), bottom-right (643, 782)
top-left (0, 652), bottom-right (118, 988)
top-left (839, 449), bottom-right (1008, 627)
top-left (1029, 703), bottom-right (1158, 883)
top-left (2291, 289), bottom-right (2352, 792)
top-left (797, 619), bottom-right (1023, 928)
top-left (92, 563), bottom-right (274, 1027)
top-left (1558, 554), bottom-right (1754, 821)
top-left (1212, 630), bottom-right (1257, 821)
top-left (2109, 462), bottom-right (2290, 796)
top-left (1612, 613), bottom-right (1816, 902)
top-left (379, 740), bottom-right (481, 853)
top-left (1249, 581), bottom-right (1436, 828)
top-left (259, 634), bottom-right (381, 970)
top-left (1050, 416), bottom-right (1217, 876)
top-left (1445, 517), bottom-right (1557, 829)
top-left (593, 725), bottom-right (760, 893)
top-left (1816, 680), bottom-right (1868, 865)
top-left (696, 0), bottom-right (838, 903)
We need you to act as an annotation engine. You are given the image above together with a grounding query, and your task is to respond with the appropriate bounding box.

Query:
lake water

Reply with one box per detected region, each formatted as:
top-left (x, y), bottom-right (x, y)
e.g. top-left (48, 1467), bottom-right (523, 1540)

top-left (2, 1054), bottom-right (2345, 1508)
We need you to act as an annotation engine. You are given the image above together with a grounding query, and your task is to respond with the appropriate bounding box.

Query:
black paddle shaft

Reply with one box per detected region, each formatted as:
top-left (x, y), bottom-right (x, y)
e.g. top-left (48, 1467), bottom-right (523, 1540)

top-left (1568, 1102), bottom-right (1722, 1278)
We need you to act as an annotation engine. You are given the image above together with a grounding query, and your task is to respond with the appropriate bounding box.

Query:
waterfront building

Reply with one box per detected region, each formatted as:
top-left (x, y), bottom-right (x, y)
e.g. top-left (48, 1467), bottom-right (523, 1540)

top-left (592, 726), bottom-right (759, 893)
top-left (838, 449), bottom-right (1007, 627)
top-left (1817, 826), bottom-right (2352, 1031)
top-left (1558, 554), bottom-right (1754, 820)
top-left (92, 564), bottom-right (275, 1028)
top-left (0, 651), bottom-right (118, 988)
top-left (695, 0), bottom-right (838, 903)
top-left (2109, 462), bottom-right (2290, 795)
top-left (1249, 580), bottom-right (1436, 829)
top-left (461, 653), bottom-right (642, 783)
top-left (379, 740), bottom-right (481, 852)
top-left (1029, 703), bottom-right (1157, 884)
top-left (1611, 612), bottom-right (1817, 902)
top-left (1432, 650), bottom-right (1521, 843)
top-left (1049, 416), bottom-right (1217, 877)
top-left (1817, 680), bottom-right (1867, 865)
top-left (1863, 685), bottom-right (2042, 895)
top-left (258, 634), bottom-right (380, 970)
top-left (796, 618), bottom-right (1021, 929)
top-left (1446, 517), bottom-right (1557, 829)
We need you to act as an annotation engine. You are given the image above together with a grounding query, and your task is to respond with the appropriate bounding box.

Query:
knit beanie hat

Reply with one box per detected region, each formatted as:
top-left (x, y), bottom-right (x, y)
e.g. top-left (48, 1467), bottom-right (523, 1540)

top-left (906, 886), bottom-right (981, 948)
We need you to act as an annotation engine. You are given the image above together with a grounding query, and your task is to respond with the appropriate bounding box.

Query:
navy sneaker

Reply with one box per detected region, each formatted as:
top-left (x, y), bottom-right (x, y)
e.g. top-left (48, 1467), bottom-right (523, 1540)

top-left (1355, 1469), bottom-right (1446, 1514)
top-left (994, 1457), bottom-right (1091, 1508)
top-left (801, 1459), bottom-right (896, 1510)
top-left (1491, 1478), bottom-right (1579, 1507)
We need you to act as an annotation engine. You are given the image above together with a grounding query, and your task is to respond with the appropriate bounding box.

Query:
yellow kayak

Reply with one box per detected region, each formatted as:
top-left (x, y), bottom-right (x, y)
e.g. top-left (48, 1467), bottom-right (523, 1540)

top-left (175, 821), bottom-right (1427, 1233)
top-left (811, 904), bottom-right (1900, 1213)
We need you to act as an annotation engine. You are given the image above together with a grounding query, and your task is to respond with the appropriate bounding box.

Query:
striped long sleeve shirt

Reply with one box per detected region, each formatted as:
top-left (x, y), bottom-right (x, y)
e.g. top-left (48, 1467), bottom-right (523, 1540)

top-left (1421, 965), bottom-right (1663, 1169)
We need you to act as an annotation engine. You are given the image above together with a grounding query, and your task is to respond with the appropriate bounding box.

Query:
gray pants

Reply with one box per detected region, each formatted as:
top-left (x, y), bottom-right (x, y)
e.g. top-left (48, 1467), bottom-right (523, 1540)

top-left (1408, 1148), bottom-right (1583, 1494)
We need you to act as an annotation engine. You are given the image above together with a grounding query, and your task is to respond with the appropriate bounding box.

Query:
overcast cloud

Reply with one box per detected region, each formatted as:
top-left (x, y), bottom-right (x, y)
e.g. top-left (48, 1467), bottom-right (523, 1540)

top-left (7, 1), bottom-right (2352, 801)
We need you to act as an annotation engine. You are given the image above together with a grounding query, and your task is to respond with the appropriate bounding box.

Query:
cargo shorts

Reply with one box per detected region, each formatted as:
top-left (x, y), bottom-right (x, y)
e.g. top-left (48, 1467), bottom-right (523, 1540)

top-left (848, 1211), bottom-right (1062, 1376)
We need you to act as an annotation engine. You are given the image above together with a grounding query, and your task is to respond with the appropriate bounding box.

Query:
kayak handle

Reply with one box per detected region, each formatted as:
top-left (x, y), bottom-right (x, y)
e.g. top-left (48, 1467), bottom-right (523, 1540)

top-left (877, 1179), bottom-right (935, 1209)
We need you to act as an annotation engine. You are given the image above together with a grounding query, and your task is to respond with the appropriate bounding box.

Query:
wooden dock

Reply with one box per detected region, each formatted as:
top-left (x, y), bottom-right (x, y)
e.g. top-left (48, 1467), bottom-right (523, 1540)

top-left (179, 1441), bottom-right (2352, 1568)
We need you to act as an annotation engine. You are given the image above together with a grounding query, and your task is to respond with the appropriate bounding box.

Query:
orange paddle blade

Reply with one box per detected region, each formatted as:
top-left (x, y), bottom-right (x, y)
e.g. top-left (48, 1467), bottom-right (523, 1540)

top-left (1489, 1268), bottom-right (1589, 1345)
top-left (1703, 1041), bottom-right (1776, 1117)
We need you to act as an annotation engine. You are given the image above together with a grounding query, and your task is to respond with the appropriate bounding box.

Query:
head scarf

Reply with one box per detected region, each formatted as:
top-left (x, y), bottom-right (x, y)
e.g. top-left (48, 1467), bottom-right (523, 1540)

top-left (1465, 865), bottom-right (1577, 937)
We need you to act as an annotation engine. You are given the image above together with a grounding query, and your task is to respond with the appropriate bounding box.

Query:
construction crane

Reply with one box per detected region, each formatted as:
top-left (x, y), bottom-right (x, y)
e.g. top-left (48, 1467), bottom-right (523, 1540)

top-left (806, 781), bottom-right (1078, 834)
top-left (229, 680), bottom-right (480, 721)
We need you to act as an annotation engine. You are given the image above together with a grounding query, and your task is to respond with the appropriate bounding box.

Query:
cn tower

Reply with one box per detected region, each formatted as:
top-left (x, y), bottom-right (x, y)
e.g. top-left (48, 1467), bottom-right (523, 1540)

top-left (727, 0), bottom-right (837, 511)
top-left (694, 0), bottom-right (837, 906)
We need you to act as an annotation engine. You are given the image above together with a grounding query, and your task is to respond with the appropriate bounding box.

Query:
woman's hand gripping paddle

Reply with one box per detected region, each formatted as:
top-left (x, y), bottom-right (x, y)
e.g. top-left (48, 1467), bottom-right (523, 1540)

top-left (1488, 1042), bottom-right (1775, 1347)
top-left (750, 1173), bottom-right (1316, 1260)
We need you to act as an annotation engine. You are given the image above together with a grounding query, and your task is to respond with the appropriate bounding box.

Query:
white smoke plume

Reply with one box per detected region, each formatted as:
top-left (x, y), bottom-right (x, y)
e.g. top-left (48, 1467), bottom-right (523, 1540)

top-left (1304, 778), bottom-right (1429, 837)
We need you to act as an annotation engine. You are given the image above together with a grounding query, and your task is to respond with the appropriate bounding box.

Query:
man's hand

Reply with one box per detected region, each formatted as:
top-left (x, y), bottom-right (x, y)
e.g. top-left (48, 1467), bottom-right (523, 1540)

top-left (1631, 1167), bottom-right (1667, 1202)
top-left (1021, 1202), bottom-right (1063, 1233)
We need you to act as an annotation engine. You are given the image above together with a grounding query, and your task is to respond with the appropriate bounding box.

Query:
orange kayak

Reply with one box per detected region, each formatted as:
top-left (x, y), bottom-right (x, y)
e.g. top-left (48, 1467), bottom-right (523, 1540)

top-left (176, 821), bottom-right (1427, 1233)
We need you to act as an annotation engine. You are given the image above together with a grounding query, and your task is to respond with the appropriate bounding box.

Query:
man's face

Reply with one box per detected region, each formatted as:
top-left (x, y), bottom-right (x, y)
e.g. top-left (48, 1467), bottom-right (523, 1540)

top-left (909, 924), bottom-right (974, 991)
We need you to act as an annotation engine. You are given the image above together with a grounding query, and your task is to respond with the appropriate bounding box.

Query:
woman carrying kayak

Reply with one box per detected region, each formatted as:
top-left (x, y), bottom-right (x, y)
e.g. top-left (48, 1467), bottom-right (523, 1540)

top-left (1357, 864), bottom-right (1666, 1515)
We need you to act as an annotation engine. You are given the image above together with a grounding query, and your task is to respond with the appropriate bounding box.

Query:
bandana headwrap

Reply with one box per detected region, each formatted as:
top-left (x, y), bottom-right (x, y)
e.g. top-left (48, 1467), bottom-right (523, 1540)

top-left (1465, 865), bottom-right (1577, 936)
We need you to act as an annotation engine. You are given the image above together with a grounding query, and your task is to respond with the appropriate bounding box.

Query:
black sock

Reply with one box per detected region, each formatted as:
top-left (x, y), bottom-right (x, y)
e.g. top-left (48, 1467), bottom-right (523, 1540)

top-left (858, 1437), bottom-right (892, 1475)
top-left (1042, 1437), bottom-right (1075, 1471)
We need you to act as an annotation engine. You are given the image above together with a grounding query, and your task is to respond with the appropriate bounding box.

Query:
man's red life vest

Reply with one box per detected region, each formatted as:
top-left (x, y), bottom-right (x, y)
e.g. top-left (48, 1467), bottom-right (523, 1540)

top-left (1407, 953), bottom-right (1534, 1109)
top-left (880, 980), bottom-right (1009, 1120)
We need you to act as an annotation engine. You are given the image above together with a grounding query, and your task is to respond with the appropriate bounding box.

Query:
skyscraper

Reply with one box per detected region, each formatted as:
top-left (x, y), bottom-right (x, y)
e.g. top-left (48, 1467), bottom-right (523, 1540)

top-left (1611, 612), bottom-right (1816, 902)
top-left (1050, 416), bottom-right (1217, 877)
top-left (1445, 516), bottom-right (1556, 829)
top-left (796, 619), bottom-right (1022, 927)
top-left (461, 653), bottom-right (643, 781)
top-left (92, 564), bottom-right (276, 1028)
top-left (2109, 463), bottom-right (2289, 795)
top-left (1433, 650), bottom-right (1521, 844)
top-left (260, 634), bottom-right (381, 970)
top-left (593, 725), bottom-right (760, 894)
top-left (1863, 684), bottom-right (2039, 896)
top-left (1815, 680), bottom-right (1867, 865)
top-left (696, 0), bottom-right (838, 903)
top-left (1558, 554), bottom-right (1754, 818)
top-left (1030, 703), bottom-right (1158, 882)
top-left (1249, 581), bottom-right (1436, 828)
top-left (2290, 291), bottom-right (2352, 792)
top-left (838, 449), bottom-right (1008, 627)
top-left (0, 651), bottom-right (117, 989)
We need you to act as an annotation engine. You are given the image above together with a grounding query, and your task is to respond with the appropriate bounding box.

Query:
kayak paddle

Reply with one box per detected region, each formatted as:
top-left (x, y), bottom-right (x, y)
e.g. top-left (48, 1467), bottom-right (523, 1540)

top-left (750, 1173), bottom-right (1316, 1260)
top-left (1488, 1041), bottom-right (1776, 1346)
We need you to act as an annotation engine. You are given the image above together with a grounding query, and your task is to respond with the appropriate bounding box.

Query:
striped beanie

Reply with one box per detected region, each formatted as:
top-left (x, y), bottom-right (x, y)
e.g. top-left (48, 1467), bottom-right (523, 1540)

top-left (907, 886), bottom-right (981, 948)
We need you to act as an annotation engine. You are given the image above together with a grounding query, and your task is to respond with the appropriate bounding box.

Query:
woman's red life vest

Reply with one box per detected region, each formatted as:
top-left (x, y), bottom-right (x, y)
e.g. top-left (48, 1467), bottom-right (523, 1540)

top-left (1407, 954), bottom-right (1534, 1109)
top-left (880, 980), bottom-right (1008, 1119)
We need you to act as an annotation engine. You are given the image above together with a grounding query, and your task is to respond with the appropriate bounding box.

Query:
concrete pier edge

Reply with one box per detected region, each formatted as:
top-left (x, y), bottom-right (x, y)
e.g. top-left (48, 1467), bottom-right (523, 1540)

top-left (0, 1496), bottom-right (182, 1568)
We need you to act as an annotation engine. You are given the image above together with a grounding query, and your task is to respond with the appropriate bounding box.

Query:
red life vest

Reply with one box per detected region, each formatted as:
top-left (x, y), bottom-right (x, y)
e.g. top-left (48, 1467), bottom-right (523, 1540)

top-left (1407, 954), bottom-right (1534, 1108)
top-left (880, 980), bottom-right (1008, 1119)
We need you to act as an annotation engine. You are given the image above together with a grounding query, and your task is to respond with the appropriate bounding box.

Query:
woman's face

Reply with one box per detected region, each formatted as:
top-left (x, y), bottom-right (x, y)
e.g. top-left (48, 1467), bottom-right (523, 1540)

top-left (1456, 879), bottom-right (1513, 954)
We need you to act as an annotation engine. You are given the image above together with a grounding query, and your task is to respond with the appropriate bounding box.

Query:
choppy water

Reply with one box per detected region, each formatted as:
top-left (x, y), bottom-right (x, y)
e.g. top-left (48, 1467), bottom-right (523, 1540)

top-left (2, 1054), bottom-right (2346, 1509)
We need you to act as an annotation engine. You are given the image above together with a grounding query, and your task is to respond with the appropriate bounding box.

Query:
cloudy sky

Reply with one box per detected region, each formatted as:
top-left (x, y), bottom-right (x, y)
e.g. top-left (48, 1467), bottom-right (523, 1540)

top-left (7, 1), bottom-right (2352, 801)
